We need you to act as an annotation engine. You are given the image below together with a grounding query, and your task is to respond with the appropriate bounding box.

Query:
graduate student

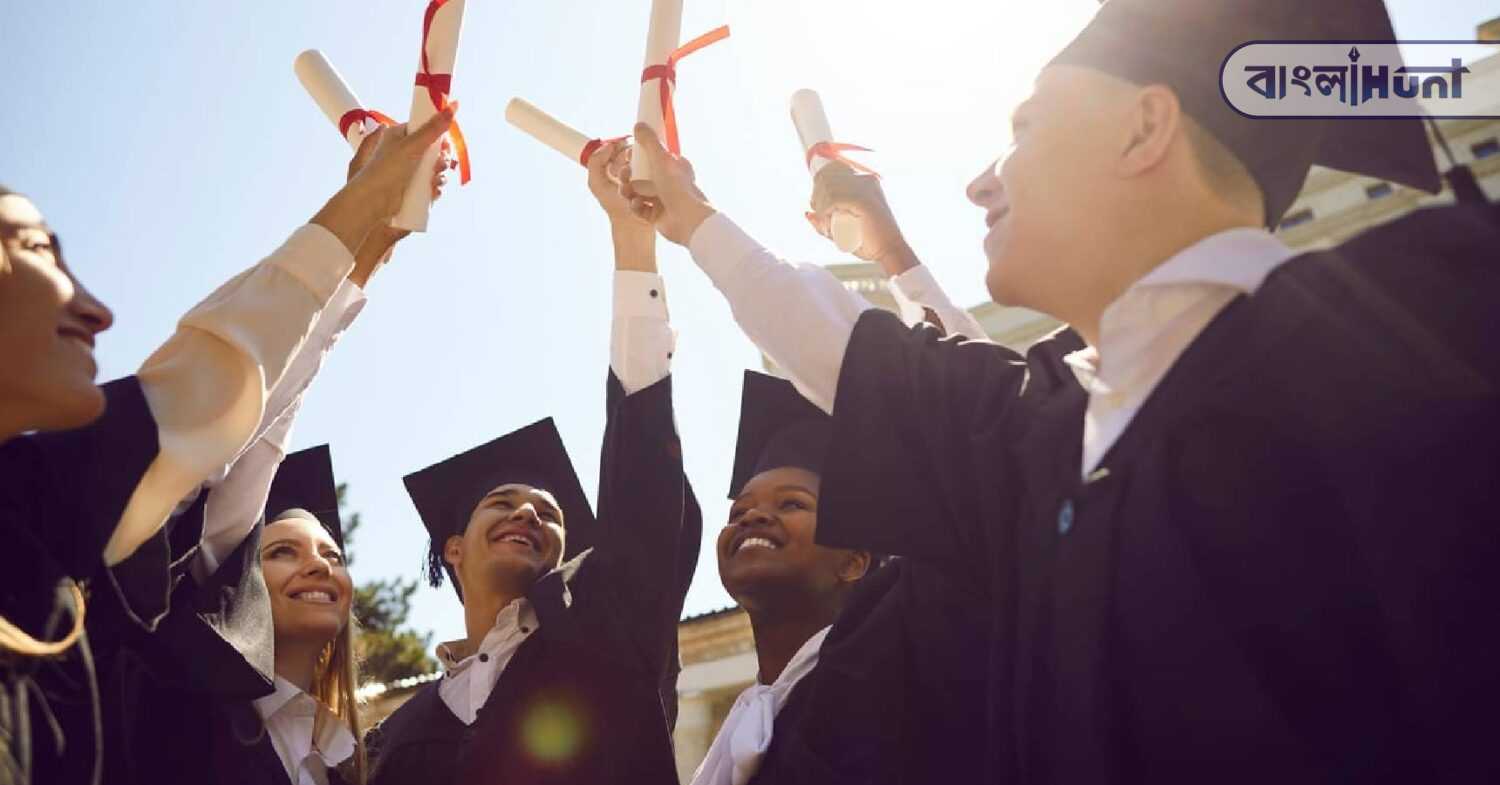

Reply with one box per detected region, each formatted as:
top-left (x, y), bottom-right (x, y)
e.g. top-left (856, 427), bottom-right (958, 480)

top-left (365, 142), bottom-right (698, 785)
top-left (98, 128), bottom-right (452, 785)
top-left (623, 0), bottom-right (1500, 781)
top-left (0, 107), bottom-right (457, 785)
top-left (691, 371), bottom-right (988, 785)
top-left (230, 445), bottom-right (363, 785)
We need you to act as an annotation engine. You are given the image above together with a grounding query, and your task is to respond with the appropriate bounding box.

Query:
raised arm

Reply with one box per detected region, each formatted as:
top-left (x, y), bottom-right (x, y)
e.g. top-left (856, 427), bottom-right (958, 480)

top-left (103, 107), bottom-right (458, 566)
top-left (192, 130), bottom-right (452, 577)
top-left (623, 125), bottom-right (871, 413)
top-left (586, 140), bottom-right (694, 672)
top-left (808, 161), bottom-right (990, 340)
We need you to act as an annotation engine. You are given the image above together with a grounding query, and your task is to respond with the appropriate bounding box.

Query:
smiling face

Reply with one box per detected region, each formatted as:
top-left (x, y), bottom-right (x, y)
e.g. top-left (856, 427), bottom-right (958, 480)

top-left (0, 192), bottom-right (114, 437)
top-left (445, 483), bottom-right (566, 602)
top-left (716, 466), bottom-right (869, 612)
top-left (967, 66), bottom-right (1138, 318)
top-left (262, 516), bottom-right (354, 650)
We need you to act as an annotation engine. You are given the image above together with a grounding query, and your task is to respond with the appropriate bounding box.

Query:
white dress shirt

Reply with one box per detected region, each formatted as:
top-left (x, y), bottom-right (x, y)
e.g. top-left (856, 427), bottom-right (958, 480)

top-left (611, 270), bottom-right (676, 394)
top-left (1063, 228), bottom-right (1294, 476)
top-left (689, 626), bottom-right (831, 785)
top-left (253, 675), bottom-right (356, 785)
top-left (430, 270), bottom-right (672, 725)
top-left (690, 212), bottom-right (993, 414)
top-left (435, 600), bottom-right (541, 725)
top-left (888, 264), bottom-right (991, 341)
top-left (105, 225), bottom-right (356, 566)
top-left (192, 279), bottom-right (367, 579)
top-left (688, 213), bottom-right (1296, 478)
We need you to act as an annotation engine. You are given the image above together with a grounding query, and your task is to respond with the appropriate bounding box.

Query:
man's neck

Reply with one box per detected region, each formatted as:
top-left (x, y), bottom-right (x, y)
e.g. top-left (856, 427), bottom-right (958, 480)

top-left (1068, 209), bottom-right (1258, 348)
top-left (462, 586), bottom-right (526, 651)
top-left (743, 598), bottom-right (838, 685)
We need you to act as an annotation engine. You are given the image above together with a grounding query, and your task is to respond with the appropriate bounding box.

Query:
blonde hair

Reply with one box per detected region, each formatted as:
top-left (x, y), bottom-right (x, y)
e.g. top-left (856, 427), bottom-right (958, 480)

top-left (0, 581), bottom-right (86, 657)
top-left (311, 614), bottom-right (367, 784)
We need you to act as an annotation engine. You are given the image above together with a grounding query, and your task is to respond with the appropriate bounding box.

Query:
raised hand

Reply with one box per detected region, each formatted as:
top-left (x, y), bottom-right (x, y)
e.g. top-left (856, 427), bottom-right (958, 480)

top-left (312, 103), bottom-right (457, 255)
top-left (808, 161), bottom-right (919, 275)
top-left (589, 140), bottom-right (658, 273)
top-left (621, 124), bottom-right (716, 247)
top-left (344, 128), bottom-right (456, 285)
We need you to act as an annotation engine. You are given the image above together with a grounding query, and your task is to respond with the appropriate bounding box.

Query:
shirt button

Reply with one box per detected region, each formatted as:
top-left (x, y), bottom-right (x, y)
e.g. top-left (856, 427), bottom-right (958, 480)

top-left (649, 289), bottom-right (659, 298)
top-left (478, 653), bottom-right (490, 663)
top-left (1058, 499), bottom-right (1075, 535)
top-left (520, 626), bottom-right (531, 634)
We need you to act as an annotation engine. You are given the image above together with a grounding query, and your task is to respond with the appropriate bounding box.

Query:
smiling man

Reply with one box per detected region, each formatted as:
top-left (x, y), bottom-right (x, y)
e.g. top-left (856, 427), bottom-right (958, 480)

top-left (365, 141), bottom-right (699, 785)
top-left (624, 0), bottom-right (1500, 781)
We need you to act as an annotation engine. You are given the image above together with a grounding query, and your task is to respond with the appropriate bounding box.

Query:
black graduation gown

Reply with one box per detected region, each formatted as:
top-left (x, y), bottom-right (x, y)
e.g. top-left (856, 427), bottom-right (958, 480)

top-left (746, 556), bottom-right (990, 785)
top-left (97, 513), bottom-right (278, 785)
top-left (367, 372), bottom-right (696, 785)
top-left (207, 702), bottom-right (352, 785)
top-left (817, 203), bottom-right (1500, 785)
top-left (0, 377), bottom-right (161, 785)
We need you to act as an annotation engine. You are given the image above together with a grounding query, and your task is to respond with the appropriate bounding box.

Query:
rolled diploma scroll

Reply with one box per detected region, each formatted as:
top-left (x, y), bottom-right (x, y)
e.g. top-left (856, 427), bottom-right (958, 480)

top-left (293, 50), bottom-right (374, 150)
top-left (393, 0), bottom-right (467, 233)
top-left (505, 98), bottom-right (592, 164)
top-left (631, 0), bottom-right (684, 196)
top-left (791, 89), bottom-right (862, 254)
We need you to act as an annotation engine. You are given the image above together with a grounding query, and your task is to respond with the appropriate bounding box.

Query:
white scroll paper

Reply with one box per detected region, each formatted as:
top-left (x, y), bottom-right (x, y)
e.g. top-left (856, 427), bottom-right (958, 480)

top-left (631, 0), bottom-right (684, 195)
top-left (505, 98), bottom-right (593, 165)
top-left (293, 50), bottom-right (376, 150)
top-left (392, 0), bottom-right (467, 233)
top-left (791, 89), bottom-right (862, 254)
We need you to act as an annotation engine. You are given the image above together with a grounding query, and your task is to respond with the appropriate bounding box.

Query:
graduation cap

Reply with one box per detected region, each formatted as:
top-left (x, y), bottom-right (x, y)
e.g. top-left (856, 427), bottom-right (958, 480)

top-left (729, 371), bottom-right (833, 499)
top-left (1049, 0), bottom-right (1441, 225)
top-left (403, 418), bottom-right (596, 598)
top-left (265, 444), bottom-right (344, 549)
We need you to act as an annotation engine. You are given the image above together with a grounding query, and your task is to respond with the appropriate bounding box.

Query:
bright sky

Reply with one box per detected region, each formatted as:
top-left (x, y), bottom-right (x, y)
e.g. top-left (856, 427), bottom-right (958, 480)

top-left (4, 0), bottom-right (1494, 651)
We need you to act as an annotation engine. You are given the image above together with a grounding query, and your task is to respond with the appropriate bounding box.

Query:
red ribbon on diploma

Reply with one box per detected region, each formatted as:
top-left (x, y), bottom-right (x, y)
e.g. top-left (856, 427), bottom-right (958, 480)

top-left (640, 25), bottom-right (731, 155)
top-left (415, 0), bottom-right (471, 184)
top-left (806, 142), bottom-right (880, 177)
top-left (337, 109), bottom-right (397, 142)
top-left (579, 136), bottom-right (629, 168)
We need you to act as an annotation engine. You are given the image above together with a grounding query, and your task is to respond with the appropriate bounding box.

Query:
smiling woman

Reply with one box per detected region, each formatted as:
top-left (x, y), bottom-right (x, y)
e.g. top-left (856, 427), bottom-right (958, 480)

top-left (0, 187), bottom-right (115, 441)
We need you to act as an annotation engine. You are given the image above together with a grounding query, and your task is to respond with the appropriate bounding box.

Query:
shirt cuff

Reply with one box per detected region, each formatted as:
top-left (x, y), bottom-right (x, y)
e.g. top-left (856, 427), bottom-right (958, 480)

top-left (268, 224), bottom-right (357, 302)
top-left (687, 212), bottom-right (765, 289)
top-left (613, 271), bottom-right (671, 321)
top-left (890, 265), bottom-right (944, 308)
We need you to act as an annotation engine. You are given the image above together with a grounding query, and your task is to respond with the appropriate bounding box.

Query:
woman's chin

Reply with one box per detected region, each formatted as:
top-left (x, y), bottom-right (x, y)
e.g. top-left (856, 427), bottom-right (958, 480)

top-left (277, 614), bottom-right (345, 648)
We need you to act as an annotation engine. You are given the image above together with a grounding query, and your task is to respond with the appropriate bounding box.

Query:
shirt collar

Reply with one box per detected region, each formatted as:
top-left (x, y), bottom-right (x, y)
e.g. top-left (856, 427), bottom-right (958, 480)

top-left (436, 598), bottom-right (537, 671)
top-left (253, 675), bottom-right (308, 721)
top-left (1123, 227), bottom-right (1293, 297)
top-left (1073, 227), bottom-right (1295, 392)
top-left (252, 676), bottom-right (357, 768)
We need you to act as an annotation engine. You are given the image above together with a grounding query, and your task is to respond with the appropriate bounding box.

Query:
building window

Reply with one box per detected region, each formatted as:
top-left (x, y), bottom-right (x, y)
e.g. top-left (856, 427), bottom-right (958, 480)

top-left (1472, 138), bottom-right (1499, 160)
top-left (1365, 182), bottom-right (1393, 200)
top-left (1279, 208), bottom-right (1315, 230)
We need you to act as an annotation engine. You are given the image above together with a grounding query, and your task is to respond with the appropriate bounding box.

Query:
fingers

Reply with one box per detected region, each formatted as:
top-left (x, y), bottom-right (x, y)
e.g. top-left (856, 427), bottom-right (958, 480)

top-left (628, 194), bottom-right (662, 224)
top-left (632, 123), bottom-right (670, 173)
top-left (586, 139), bottom-right (620, 188)
top-left (404, 103), bottom-right (458, 156)
top-left (805, 211), bottom-right (830, 240)
top-left (605, 145), bottom-right (632, 184)
top-left (348, 128), bottom-right (386, 181)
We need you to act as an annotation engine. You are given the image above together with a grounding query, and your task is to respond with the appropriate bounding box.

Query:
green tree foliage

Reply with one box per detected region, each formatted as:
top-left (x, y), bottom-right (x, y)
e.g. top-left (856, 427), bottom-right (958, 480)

top-left (337, 483), bottom-right (436, 685)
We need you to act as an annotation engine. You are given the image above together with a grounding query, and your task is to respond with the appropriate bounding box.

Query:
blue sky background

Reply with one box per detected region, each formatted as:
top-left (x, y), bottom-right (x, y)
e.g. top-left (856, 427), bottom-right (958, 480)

top-left (4, 1), bottom-right (1495, 653)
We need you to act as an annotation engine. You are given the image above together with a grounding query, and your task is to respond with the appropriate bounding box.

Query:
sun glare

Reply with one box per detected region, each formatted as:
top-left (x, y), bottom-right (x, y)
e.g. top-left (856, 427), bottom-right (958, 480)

top-left (728, 0), bottom-right (1097, 163)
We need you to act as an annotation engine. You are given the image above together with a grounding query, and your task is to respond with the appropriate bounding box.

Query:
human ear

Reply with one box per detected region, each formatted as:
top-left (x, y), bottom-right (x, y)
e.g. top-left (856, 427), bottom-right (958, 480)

top-left (443, 534), bottom-right (465, 570)
top-left (1118, 85), bottom-right (1182, 178)
top-left (837, 550), bottom-right (873, 584)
